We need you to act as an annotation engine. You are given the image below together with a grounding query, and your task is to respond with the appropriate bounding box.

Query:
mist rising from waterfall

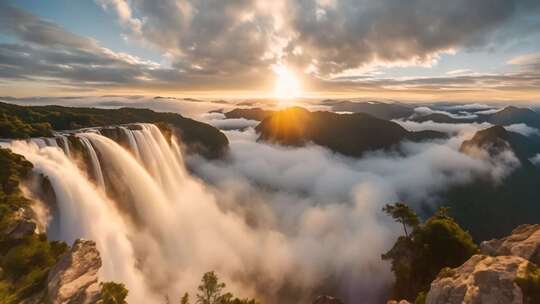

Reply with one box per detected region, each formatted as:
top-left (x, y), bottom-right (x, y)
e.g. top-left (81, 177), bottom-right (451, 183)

top-left (4, 123), bottom-right (516, 304)
top-left (7, 124), bottom-right (357, 303)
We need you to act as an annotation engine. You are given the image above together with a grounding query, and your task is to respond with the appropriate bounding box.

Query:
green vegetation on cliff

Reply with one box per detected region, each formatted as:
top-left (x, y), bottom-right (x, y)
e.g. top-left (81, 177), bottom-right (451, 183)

top-left (0, 148), bottom-right (32, 226)
top-left (382, 203), bottom-right (478, 301)
top-left (100, 282), bottom-right (129, 304)
top-left (0, 148), bottom-right (68, 303)
top-left (0, 101), bottom-right (228, 158)
top-left (516, 263), bottom-right (540, 304)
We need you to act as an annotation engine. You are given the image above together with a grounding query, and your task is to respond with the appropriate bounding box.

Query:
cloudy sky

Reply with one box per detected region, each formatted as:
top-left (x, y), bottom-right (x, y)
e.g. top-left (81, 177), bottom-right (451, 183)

top-left (1, 0), bottom-right (539, 101)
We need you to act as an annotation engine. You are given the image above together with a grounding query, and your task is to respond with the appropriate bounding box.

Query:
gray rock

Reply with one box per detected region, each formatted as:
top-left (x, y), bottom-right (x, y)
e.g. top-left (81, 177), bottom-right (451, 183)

top-left (481, 224), bottom-right (540, 264)
top-left (47, 239), bottom-right (102, 304)
top-left (6, 219), bottom-right (36, 239)
top-left (426, 255), bottom-right (530, 304)
top-left (2, 208), bottom-right (36, 239)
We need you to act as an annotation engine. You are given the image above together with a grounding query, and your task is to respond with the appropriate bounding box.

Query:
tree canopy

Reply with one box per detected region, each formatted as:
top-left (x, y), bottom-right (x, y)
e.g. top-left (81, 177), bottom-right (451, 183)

top-left (181, 271), bottom-right (260, 304)
top-left (382, 203), bottom-right (478, 301)
top-left (383, 202), bottom-right (420, 237)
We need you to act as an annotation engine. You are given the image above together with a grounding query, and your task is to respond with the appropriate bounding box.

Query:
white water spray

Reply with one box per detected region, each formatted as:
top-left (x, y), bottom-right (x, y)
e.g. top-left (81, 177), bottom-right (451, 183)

top-left (6, 123), bottom-right (405, 304)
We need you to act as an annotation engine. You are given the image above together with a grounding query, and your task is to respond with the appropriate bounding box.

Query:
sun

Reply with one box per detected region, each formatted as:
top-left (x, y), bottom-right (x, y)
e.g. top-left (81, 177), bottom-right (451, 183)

top-left (273, 65), bottom-right (302, 101)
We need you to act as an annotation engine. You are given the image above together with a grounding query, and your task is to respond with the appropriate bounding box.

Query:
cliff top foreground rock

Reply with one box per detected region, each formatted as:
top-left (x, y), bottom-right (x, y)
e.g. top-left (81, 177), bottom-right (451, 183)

top-left (481, 224), bottom-right (540, 264)
top-left (426, 254), bottom-right (531, 304)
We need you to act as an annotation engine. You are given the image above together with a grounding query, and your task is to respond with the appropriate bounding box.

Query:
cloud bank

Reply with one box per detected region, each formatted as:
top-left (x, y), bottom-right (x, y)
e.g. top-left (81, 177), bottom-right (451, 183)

top-left (183, 126), bottom-right (518, 302)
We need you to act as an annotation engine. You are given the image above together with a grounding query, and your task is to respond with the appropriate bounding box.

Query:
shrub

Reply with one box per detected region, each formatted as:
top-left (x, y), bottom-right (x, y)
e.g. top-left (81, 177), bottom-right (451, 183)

top-left (516, 263), bottom-right (540, 304)
top-left (382, 204), bottom-right (478, 301)
top-left (100, 282), bottom-right (128, 304)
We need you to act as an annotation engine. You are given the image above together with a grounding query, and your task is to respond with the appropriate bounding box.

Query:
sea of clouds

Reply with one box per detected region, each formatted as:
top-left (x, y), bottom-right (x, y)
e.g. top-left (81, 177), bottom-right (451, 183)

top-left (4, 96), bottom-right (538, 303)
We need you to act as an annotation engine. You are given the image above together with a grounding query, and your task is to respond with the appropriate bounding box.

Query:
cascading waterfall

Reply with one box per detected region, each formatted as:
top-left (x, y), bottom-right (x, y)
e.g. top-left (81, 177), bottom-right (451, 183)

top-left (7, 132), bottom-right (161, 303)
top-left (78, 136), bottom-right (107, 191)
top-left (5, 123), bottom-right (287, 303)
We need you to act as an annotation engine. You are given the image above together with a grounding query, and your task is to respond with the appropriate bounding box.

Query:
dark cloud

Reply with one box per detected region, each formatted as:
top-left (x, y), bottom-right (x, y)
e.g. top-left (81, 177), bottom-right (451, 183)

top-left (288, 0), bottom-right (540, 74)
top-left (1, 1), bottom-right (539, 96)
top-left (99, 0), bottom-right (281, 78)
top-left (323, 72), bottom-right (540, 93)
top-left (100, 0), bottom-right (540, 76)
top-left (0, 3), bottom-right (267, 90)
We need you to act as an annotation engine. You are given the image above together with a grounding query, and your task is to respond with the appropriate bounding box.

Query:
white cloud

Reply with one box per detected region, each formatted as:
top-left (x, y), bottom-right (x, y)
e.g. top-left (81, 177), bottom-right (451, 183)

top-left (506, 123), bottom-right (540, 136)
top-left (446, 69), bottom-right (473, 75)
top-left (393, 119), bottom-right (492, 138)
top-left (185, 126), bottom-right (518, 302)
top-left (413, 106), bottom-right (478, 119)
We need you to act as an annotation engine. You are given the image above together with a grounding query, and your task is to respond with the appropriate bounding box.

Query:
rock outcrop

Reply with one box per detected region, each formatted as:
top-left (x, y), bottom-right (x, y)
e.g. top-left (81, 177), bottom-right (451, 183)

top-left (424, 222), bottom-right (540, 304)
top-left (2, 208), bottom-right (36, 239)
top-left (313, 295), bottom-right (344, 304)
top-left (426, 255), bottom-right (531, 304)
top-left (47, 239), bottom-right (102, 304)
top-left (481, 224), bottom-right (540, 265)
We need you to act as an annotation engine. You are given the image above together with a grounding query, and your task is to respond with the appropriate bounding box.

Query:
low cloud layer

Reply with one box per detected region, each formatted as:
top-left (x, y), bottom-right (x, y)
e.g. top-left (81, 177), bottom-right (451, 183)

top-left (199, 113), bottom-right (260, 130)
top-left (5, 97), bottom-right (525, 304)
top-left (184, 125), bottom-right (518, 302)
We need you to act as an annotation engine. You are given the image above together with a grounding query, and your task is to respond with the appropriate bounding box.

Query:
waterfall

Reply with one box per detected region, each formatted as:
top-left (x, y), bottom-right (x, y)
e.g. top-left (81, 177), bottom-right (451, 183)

top-left (78, 136), bottom-right (106, 191)
top-left (4, 122), bottom-right (400, 304)
top-left (5, 123), bottom-right (275, 303)
top-left (120, 126), bottom-right (141, 161)
top-left (7, 135), bottom-right (161, 304)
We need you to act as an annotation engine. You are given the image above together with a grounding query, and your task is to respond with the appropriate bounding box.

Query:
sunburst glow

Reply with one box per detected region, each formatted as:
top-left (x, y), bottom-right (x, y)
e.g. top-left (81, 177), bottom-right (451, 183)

top-left (273, 65), bottom-right (302, 100)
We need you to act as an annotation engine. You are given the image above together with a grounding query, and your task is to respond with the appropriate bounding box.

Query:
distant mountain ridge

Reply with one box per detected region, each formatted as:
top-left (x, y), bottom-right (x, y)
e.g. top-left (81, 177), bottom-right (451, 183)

top-left (440, 125), bottom-right (540, 240)
top-left (321, 100), bottom-right (415, 120)
top-left (412, 106), bottom-right (540, 129)
top-left (224, 108), bottom-right (275, 121)
top-left (0, 101), bottom-right (229, 158)
top-left (460, 125), bottom-right (540, 166)
top-left (254, 107), bottom-right (446, 157)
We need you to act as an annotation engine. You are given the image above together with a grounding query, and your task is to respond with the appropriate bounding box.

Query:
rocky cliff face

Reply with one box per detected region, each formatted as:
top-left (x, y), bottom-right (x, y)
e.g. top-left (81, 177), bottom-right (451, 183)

top-left (47, 239), bottom-right (102, 304)
top-left (426, 255), bottom-right (530, 304)
top-left (425, 224), bottom-right (540, 304)
top-left (480, 224), bottom-right (540, 265)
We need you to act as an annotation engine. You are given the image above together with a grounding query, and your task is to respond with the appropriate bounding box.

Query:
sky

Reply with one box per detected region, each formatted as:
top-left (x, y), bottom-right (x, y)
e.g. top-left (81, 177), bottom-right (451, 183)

top-left (0, 0), bottom-right (539, 102)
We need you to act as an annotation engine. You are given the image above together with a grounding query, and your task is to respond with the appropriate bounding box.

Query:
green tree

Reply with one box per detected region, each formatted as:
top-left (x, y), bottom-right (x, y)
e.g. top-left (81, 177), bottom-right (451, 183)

top-left (181, 292), bottom-right (190, 304)
top-left (196, 271), bottom-right (226, 304)
top-left (383, 202), bottom-right (420, 237)
top-left (194, 272), bottom-right (260, 304)
top-left (382, 205), bottom-right (478, 301)
top-left (100, 282), bottom-right (128, 304)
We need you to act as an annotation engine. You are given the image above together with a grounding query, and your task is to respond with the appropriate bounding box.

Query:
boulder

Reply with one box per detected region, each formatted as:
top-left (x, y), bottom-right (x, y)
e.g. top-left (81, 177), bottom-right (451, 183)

top-left (47, 239), bottom-right (102, 304)
top-left (426, 255), bottom-right (530, 304)
top-left (313, 295), bottom-right (344, 304)
top-left (481, 224), bottom-right (540, 264)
